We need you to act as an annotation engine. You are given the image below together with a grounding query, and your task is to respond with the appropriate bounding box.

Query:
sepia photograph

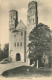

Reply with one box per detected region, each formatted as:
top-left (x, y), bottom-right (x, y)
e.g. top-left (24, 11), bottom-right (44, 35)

top-left (0, 0), bottom-right (52, 79)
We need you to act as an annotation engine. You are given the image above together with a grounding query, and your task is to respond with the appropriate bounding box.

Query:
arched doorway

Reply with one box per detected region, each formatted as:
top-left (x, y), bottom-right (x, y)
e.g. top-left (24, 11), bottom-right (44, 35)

top-left (16, 53), bottom-right (21, 61)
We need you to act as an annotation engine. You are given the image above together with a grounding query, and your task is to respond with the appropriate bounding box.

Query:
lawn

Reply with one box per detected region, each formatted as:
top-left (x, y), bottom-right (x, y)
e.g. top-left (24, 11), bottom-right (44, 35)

top-left (2, 66), bottom-right (52, 78)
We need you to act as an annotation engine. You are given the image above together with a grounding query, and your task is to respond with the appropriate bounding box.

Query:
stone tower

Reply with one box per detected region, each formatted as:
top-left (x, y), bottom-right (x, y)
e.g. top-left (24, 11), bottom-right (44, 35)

top-left (27, 1), bottom-right (38, 30)
top-left (9, 10), bottom-right (26, 62)
top-left (26, 1), bottom-right (38, 65)
top-left (9, 10), bottom-right (18, 30)
top-left (9, 10), bottom-right (18, 60)
top-left (27, 1), bottom-right (38, 42)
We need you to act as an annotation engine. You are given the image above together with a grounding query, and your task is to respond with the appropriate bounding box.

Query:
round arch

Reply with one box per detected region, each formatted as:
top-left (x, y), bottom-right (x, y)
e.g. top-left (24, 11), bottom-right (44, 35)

top-left (16, 53), bottom-right (21, 61)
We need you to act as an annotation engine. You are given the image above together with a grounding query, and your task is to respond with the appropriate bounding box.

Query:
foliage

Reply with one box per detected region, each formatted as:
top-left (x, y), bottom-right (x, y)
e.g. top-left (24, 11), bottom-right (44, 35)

top-left (3, 43), bottom-right (9, 59)
top-left (0, 50), bottom-right (4, 61)
top-left (0, 43), bottom-right (9, 61)
top-left (28, 23), bottom-right (51, 66)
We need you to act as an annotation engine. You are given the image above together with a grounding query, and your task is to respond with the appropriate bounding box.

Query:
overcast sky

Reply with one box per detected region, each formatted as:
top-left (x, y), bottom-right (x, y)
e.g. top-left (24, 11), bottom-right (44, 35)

top-left (0, 0), bottom-right (52, 46)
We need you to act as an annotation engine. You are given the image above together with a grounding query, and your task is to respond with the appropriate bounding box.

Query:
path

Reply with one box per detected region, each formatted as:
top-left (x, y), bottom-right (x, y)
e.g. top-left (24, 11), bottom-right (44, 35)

top-left (0, 62), bottom-right (27, 75)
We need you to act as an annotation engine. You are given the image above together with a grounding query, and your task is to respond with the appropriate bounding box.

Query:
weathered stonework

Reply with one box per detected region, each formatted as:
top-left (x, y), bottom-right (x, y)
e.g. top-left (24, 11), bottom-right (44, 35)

top-left (9, 1), bottom-right (38, 65)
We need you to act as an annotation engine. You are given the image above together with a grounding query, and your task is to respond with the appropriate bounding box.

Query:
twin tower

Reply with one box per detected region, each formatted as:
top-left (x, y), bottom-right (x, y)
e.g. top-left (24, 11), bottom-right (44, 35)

top-left (9, 1), bottom-right (38, 64)
top-left (9, 1), bottom-right (38, 30)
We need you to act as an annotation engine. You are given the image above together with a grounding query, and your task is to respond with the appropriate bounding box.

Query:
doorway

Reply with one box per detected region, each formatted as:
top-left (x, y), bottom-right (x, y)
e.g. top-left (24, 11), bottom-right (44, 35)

top-left (16, 53), bottom-right (21, 61)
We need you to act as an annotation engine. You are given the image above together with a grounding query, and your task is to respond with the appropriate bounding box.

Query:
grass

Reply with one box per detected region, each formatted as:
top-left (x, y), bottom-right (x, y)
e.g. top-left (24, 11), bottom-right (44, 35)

top-left (2, 66), bottom-right (52, 78)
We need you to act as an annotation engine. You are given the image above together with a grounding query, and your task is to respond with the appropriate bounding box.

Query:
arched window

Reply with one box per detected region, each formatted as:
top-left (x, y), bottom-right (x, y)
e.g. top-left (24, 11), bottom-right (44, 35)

top-left (33, 19), bottom-right (34, 22)
top-left (21, 32), bottom-right (23, 36)
top-left (17, 42), bottom-right (19, 47)
top-left (20, 42), bottom-right (22, 46)
top-left (14, 43), bottom-right (16, 47)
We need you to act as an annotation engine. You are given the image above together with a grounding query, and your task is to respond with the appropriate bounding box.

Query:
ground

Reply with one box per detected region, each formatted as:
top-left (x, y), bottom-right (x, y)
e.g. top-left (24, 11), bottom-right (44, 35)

top-left (2, 66), bottom-right (52, 78)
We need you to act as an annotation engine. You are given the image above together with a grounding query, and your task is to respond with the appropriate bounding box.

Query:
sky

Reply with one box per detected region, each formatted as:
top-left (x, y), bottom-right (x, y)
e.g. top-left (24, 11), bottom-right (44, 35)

top-left (0, 0), bottom-right (52, 47)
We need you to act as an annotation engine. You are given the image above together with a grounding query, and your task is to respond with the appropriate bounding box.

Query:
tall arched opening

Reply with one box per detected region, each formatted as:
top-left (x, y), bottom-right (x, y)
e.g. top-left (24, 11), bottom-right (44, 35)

top-left (16, 53), bottom-right (21, 61)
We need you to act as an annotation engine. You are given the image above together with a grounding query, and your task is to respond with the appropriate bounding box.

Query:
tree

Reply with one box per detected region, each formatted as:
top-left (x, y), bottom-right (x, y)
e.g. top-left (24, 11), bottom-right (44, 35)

top-left (0, 43), bottom-right (9, 61)
top-left (0, 49), bottom-right (4, 61)
top-left (3, 43), bottom-right (9, 59)
top-left (28, 23), bottom-right (51, 68)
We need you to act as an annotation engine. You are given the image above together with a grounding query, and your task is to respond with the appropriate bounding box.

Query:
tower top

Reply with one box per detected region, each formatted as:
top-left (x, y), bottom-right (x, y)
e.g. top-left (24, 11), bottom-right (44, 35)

top-left (28, 1), bottom-right (37, 5)
top-left (28, 1), bottom-right (37, 9)
top-left (27, 1), bottom-right (38, 26)
top-left (9, 10), bottom-right (18, 15)
top-left (9, 10), bottom-right (18, 12)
